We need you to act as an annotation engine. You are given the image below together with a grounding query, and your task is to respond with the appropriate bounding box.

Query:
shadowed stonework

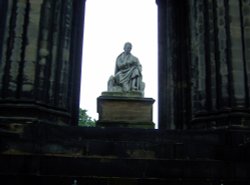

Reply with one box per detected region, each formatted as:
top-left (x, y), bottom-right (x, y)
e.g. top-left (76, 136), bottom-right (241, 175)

top-left (0, 0), bottom-right (84, 125)
top-left (0, 0), bottom-right (250, 184)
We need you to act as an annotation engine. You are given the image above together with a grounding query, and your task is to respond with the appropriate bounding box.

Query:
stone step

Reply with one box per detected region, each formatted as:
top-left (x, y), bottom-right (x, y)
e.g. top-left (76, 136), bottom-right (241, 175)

top-left (1, 123), bottom-right (250, 161)
top-left (0, 154), bottom-right (247, 180)
top-left (0, 175), bottom-right (247, 185)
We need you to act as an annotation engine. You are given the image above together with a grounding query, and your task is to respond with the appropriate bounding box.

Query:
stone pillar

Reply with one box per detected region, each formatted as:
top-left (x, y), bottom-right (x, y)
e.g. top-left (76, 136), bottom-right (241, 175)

top-left (189, 0), bottom-right (250, 128)
top-left (157, 0), bottom-right (250, 129)
top-left (156, 0), bottom-right (191, 129)
top-left (0, 0), bottom-right (86, 125)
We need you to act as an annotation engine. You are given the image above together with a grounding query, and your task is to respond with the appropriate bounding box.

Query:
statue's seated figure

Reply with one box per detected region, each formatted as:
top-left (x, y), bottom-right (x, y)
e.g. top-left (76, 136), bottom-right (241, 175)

top-left (108, 42), bottom-right (145, 95)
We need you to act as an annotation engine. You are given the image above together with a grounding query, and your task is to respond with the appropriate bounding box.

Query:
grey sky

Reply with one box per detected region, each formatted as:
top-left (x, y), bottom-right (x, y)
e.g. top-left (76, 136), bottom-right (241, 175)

top-left (80, 0), bottom-right (158, 126)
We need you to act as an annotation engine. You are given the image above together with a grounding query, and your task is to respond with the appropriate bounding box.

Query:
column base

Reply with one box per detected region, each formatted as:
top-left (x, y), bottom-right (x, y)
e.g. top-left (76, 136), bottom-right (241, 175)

top-left (0, 100), bottom-right (70, 125)
top-left (190, 108), bottom-right (250, 129)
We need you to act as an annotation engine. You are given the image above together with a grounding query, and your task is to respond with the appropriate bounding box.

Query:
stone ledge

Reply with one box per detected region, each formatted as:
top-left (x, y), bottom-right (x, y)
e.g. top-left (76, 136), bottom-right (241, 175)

top-left (101, 91), bottom-right (144, 98)
top-left (0, 154), bottom-right (232, 179)
top-left (96, 120), bottom-right (155, 129)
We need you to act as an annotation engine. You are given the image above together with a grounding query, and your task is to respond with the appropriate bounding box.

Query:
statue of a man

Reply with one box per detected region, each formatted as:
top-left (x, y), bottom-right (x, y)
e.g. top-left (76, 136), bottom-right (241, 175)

top-left (108, 42), bottom-right (145, 94)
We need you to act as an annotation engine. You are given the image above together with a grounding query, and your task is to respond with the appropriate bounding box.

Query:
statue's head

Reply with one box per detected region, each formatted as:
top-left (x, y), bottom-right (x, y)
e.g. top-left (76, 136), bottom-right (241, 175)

top-left (123, 42), bottom-right (132, 54)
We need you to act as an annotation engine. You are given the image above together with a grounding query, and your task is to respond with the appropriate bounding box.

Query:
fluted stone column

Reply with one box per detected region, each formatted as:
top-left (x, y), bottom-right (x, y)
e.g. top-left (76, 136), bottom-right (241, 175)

top-left (189, 0), bottom-right (250, 128)
top-left (157, 0), bottom-right (191, 129)
top-left (0, 0), bottom-right (86, 125)
top-left (157, 0), bottom-right (250, 129)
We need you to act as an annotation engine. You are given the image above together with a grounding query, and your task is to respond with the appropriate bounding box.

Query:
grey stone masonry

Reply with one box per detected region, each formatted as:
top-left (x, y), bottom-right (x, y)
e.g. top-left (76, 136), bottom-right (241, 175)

top-left (0, 0), bottom-right (85, 125)
top-left (157, 0), bottom-right (250, 129)
top-left (97, 94), bottom-right (155, 129)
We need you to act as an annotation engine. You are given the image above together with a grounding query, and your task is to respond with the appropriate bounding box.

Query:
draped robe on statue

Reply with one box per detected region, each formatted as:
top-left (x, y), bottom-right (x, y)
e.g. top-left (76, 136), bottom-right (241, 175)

top-left (108, 52), bottom-right (144, 93)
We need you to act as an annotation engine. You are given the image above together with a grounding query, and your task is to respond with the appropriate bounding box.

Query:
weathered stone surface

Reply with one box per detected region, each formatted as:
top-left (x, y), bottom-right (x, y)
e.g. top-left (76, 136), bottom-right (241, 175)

top-left (0, 1), bottom-right (85, 125)
top-left (1, 0), bottom-right (250, 184)
top-left (157, 0), bottom-right (250, 129)
top-left (101, 91), bottom-right (143, 98)
top-left (107, 42), bottom-right (145, 95)
top-left (0, 122), bottom-right (250, 184)
top-left (97, 96), bottom-right (155, 128)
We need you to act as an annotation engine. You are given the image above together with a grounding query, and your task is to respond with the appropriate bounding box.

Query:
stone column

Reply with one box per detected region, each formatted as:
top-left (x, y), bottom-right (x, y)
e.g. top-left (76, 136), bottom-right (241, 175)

top-left (0, 0), bottom-right (86, 125)
top-left (156, 0), bottom-right (191, 129)
top-left (157, 0), bottom-right (250, 129)
top-left (189, 0), bottom-right (250, 128)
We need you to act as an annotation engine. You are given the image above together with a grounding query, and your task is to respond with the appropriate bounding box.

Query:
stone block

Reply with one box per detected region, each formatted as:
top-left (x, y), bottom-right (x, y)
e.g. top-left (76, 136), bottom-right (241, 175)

top-left (97, 94), bottom-right (155, 129)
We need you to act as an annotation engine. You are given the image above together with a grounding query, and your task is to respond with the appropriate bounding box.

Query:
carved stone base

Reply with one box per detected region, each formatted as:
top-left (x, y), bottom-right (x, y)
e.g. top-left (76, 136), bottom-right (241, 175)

top-left (97, 94), bottom-right (155, 129)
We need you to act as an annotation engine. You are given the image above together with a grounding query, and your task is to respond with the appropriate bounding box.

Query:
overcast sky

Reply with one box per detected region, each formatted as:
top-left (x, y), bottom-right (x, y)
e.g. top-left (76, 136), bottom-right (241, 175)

top-left (80, 0), bottom-right (158, 126)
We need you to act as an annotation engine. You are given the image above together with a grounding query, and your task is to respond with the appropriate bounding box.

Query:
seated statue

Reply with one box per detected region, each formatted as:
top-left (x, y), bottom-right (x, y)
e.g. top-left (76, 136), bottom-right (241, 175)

top-left (108, 42), bottom-right (145, 95)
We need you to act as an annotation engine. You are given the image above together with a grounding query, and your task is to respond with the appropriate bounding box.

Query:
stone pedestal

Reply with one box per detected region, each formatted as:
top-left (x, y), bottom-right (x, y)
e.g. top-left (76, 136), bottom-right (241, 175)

top-left (97, 93), bottom-right (155, 129)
